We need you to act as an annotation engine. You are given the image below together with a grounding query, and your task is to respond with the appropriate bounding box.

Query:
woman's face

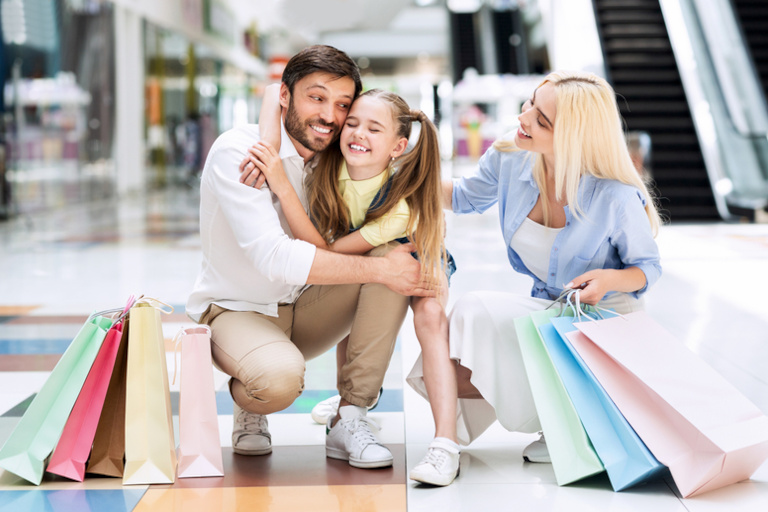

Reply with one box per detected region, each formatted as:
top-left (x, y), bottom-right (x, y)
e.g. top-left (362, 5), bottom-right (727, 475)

top-left (340, 95), bottom-right (407, 174)
top-left (516, 82), bottom-right (556, 161)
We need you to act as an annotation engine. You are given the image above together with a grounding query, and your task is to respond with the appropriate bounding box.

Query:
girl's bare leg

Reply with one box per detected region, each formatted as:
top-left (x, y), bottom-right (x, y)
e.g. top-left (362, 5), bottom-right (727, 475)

top-left (412, 277), bottom-right (459, 442)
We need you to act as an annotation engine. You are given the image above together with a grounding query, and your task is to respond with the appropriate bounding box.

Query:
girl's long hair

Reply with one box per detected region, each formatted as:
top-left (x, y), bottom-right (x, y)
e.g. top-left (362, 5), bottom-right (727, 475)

top-left (494, 70), bottom-right (662, 235)
top-left (307, 89), bottom-right (446, 281)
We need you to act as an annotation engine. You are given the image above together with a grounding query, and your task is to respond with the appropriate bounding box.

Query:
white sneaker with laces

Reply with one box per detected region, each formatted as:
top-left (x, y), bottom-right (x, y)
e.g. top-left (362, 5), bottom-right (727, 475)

top-left (326, 405), bottom-right (393, 468)
top-left (232, 403), bottom-right (272, 456)
top-left (523, 433), bottom-right (550, 463)
top-left (310, 388), bottom-right (383, 425)
top-left (409, 438), bottom-right (461, 486)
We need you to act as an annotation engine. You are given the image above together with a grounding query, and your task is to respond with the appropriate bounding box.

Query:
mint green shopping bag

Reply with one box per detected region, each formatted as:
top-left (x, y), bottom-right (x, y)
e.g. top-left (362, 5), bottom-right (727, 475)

top-left (0, 314), bottom-right (113, 485)
top-left (514, 309), bottom-right (604, 485)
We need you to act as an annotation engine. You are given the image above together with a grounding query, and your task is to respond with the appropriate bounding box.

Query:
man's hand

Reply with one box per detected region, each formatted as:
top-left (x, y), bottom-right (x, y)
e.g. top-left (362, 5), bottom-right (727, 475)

top-left (239, 147), bottom-right (266, 188)
top-left (381, 244), bottom-right (437, 297)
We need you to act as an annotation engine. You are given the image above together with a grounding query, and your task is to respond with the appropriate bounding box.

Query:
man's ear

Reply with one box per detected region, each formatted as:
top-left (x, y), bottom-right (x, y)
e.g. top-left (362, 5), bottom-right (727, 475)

top-left (279, 83), bottom-right (291, 110)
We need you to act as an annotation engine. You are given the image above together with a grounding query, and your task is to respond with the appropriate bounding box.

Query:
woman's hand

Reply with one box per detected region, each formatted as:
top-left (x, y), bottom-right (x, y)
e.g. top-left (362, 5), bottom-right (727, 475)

top-left (565, 267), bottom-right (646, 305)
top-left (564, 269), bottom-right (617, 305)
top-left (242, 142), bottom-right (291, 197)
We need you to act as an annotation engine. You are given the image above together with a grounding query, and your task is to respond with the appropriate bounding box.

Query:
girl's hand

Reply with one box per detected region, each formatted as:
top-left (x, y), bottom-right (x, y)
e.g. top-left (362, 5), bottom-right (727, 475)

top-left (564, 269), bottom-right (615, 305)
top-left (246, 142), bottom-right (291, 197)
top-left (239, 149), bottom-right (266, 188)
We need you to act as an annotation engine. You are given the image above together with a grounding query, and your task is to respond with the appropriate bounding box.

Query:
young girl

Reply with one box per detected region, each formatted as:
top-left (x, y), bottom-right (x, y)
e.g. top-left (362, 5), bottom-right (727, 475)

top-left (406, 70), bottom-right (662, 473)
top-left (240, 86), bottom-right (461, 486)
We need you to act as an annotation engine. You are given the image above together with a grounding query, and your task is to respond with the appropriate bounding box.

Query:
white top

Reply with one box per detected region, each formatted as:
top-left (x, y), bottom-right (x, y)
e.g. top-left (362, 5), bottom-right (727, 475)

top-left (186, 122), bottom-right (317, 321)
top-left (509, 217), bottom-right (563, 283)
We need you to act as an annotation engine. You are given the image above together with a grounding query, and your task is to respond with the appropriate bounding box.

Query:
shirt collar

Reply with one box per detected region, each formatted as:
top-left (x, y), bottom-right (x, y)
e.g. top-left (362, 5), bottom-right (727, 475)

top-left (339, 162), bottom-right (389, 194)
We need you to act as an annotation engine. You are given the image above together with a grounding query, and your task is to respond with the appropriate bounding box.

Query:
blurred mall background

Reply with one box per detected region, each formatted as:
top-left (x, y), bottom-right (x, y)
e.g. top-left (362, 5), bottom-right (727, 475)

top-left (1, 0), bottom-right (767, 224)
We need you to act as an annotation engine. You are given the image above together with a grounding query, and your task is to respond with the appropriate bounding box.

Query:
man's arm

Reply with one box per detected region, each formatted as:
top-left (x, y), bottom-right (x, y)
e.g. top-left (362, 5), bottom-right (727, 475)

top-left (307, 244), bottom-right (436, 297)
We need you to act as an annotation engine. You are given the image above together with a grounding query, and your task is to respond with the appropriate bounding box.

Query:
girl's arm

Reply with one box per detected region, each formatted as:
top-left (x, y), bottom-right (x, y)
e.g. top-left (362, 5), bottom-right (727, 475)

top-left (565, 267), bottom-right (647, 305)
top-left (240, 83), bottom-right (282, 187)
top-left (247, 143), bottom-right (376, 256)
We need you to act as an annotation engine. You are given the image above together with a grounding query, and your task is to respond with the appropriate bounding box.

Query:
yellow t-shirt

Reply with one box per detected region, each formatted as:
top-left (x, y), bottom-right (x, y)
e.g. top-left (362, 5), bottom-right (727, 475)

top-left (338, 163), bottom-right (411, 247)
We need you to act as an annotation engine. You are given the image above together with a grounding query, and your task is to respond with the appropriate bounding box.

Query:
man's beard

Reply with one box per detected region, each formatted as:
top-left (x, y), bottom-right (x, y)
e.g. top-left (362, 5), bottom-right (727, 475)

top-left (284, 98), bottom-right (338, 153)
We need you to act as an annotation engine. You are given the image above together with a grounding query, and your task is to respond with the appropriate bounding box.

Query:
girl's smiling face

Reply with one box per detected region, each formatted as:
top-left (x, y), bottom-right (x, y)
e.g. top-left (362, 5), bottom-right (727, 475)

top-left (340, 95), bottom-right (407, 178)
top-left (515, 82), bottom-right (556, 162)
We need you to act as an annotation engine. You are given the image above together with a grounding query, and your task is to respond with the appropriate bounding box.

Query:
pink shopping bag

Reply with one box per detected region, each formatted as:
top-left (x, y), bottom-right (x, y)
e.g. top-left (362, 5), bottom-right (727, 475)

top-left (176, 326), bottom-right (224, 478)
top-left (567, 311), bottom-right (768, 497)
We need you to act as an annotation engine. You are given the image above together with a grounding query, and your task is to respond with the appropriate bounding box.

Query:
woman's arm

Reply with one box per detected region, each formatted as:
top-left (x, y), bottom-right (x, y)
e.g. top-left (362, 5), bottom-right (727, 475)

top-left (247, 143), bottom-right (376, 256)
top-left (442, 179), bottom-right (453, 209)
top-left (240, 83), bottom-right (282, 187)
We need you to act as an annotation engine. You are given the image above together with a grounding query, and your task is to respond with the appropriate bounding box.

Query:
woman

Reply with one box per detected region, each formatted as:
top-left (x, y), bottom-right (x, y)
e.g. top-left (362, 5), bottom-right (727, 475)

top-left (406, 70), bottom-right (662, 481)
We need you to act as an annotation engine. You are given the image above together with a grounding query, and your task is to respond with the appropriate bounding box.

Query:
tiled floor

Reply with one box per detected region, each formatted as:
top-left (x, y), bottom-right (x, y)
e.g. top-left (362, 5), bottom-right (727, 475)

top-left (0, 170), bottom-right (767, 511)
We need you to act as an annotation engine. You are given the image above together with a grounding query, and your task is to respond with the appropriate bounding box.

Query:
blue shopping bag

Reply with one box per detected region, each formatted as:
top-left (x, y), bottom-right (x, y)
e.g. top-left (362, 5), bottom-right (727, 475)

top-left (543, 313), bottom-right (666, 491)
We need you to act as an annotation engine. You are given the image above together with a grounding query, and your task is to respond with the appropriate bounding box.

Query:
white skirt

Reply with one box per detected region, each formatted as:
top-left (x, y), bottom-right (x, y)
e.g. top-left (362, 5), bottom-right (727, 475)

top-left (406, 290), bottom-right (644, 446)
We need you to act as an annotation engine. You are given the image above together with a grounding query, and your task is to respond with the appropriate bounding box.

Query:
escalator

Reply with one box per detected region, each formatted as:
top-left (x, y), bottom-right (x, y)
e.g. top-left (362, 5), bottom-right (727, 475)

top-left (592, 0), bottom-right (720, 221)
top-left (732, 0), bottom-right (768, 101)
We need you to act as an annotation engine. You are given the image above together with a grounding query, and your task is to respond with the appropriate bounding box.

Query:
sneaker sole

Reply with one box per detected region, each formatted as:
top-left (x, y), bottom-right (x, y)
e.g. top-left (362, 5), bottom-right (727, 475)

top-left (232, 446), bottom-right (273, 456)
top-left (409, 465), bottom-right (459, 487)
top-left (326, 447), bottom-right (393, 469)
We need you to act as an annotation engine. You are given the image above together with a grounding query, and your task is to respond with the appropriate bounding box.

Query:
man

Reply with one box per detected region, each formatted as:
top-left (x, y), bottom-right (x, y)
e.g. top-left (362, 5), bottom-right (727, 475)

top-left (186, 45), bottom-right (431, 469)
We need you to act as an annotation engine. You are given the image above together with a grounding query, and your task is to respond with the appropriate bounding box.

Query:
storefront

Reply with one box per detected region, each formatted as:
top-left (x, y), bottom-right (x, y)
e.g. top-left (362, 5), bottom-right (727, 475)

top-left (0, 0), bottom-right (267, 217)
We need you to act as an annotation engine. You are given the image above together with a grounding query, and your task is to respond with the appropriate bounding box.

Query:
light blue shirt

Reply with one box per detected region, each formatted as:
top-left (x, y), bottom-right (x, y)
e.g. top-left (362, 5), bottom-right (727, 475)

top-left (452, 148), bottom-right (661, 300)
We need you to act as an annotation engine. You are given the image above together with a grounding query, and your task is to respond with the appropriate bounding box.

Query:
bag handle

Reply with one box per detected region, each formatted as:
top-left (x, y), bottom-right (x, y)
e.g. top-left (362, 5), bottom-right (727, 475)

top-left (134, 296), bottom-right (174, 314)
top-left (89, 294), bottom-right (141, 323)
top-left (171, 325), bottom-right (212, 385)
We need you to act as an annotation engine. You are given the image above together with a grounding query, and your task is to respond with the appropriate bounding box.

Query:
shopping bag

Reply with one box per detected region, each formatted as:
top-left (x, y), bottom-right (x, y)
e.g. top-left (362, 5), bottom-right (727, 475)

top-left (0, 314), bottom-right (113, 485)
top-left (175, 326), bottom-right (224, 478)
top-left (123, 300), bottom-right (177, 485)
top-left (569, 311), bottom-right (768, 497)
top-left (46, 319), bottom-right (125, 481)
top-left (514, 309), bottom-right (604, 486)
top-left (86, 315), bottom-right (130, 477)
top-left (544, 313), bottom-right (665, 491)
top-left (46, 296), bottom-right (136, 482)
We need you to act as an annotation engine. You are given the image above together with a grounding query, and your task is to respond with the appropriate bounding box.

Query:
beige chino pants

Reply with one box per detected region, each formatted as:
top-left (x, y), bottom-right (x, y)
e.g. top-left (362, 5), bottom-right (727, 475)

top-left (200, 242), bottom-right (410, 415)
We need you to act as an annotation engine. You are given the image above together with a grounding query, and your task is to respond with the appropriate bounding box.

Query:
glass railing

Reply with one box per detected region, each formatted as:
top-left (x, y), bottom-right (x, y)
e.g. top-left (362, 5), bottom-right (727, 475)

top-left (660, 0), bottom-right (768, 217)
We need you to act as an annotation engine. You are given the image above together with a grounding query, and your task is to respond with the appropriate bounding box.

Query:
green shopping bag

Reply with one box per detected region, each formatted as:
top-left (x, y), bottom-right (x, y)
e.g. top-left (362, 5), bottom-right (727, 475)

top-left (0, 314), bottom-right (113, 485)
top-left (514, 309), bottom-right (604, 485)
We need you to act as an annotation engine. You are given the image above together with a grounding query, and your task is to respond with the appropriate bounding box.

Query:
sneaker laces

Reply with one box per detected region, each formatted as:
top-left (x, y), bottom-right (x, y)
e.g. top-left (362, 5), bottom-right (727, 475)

top-left (237, 409), bottom-right (268, 434)
top-left (343, 416), bottom-right (381, 446)
top-left (421, 446), bottom-right (449, 469)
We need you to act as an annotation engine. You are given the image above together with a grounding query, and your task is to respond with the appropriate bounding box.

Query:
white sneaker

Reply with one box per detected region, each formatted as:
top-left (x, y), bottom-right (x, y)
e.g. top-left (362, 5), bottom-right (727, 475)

top-left (409, 438), bottom-right (461, 486)
top-left (310, 387), bottom-right (383, 425)
top-left (326, 405), bottom-right (393, 469)
top-left (523, 433), bottom-right (550, 463)
top-left (232, 403), bottom-right (272, 456)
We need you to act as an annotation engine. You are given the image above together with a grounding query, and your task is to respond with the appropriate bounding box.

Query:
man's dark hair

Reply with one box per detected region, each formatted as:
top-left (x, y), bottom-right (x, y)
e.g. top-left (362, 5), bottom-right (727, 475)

top-left (282, 45), bottom-right (362, 98)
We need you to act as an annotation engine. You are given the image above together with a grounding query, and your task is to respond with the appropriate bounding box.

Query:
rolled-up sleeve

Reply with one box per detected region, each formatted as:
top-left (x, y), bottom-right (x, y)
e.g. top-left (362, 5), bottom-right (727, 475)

top-left (452, 149), bottom-right (502, 215)
top-left (612, 189), bottom-right (662, 296)
top-left (206, 142), bottom-right (316, 286)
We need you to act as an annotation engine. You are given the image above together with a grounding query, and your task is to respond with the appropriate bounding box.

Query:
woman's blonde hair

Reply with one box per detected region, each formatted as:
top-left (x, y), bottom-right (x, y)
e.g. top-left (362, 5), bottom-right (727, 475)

top-left (494, 70), bottom-right (661, 235)
top-left (307, 89), bottom-right (446, 281)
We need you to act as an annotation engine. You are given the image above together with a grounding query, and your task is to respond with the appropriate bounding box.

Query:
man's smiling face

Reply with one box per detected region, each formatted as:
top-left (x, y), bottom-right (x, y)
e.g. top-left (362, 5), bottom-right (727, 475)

top-left (281, 71), bottom-right (356, 159)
